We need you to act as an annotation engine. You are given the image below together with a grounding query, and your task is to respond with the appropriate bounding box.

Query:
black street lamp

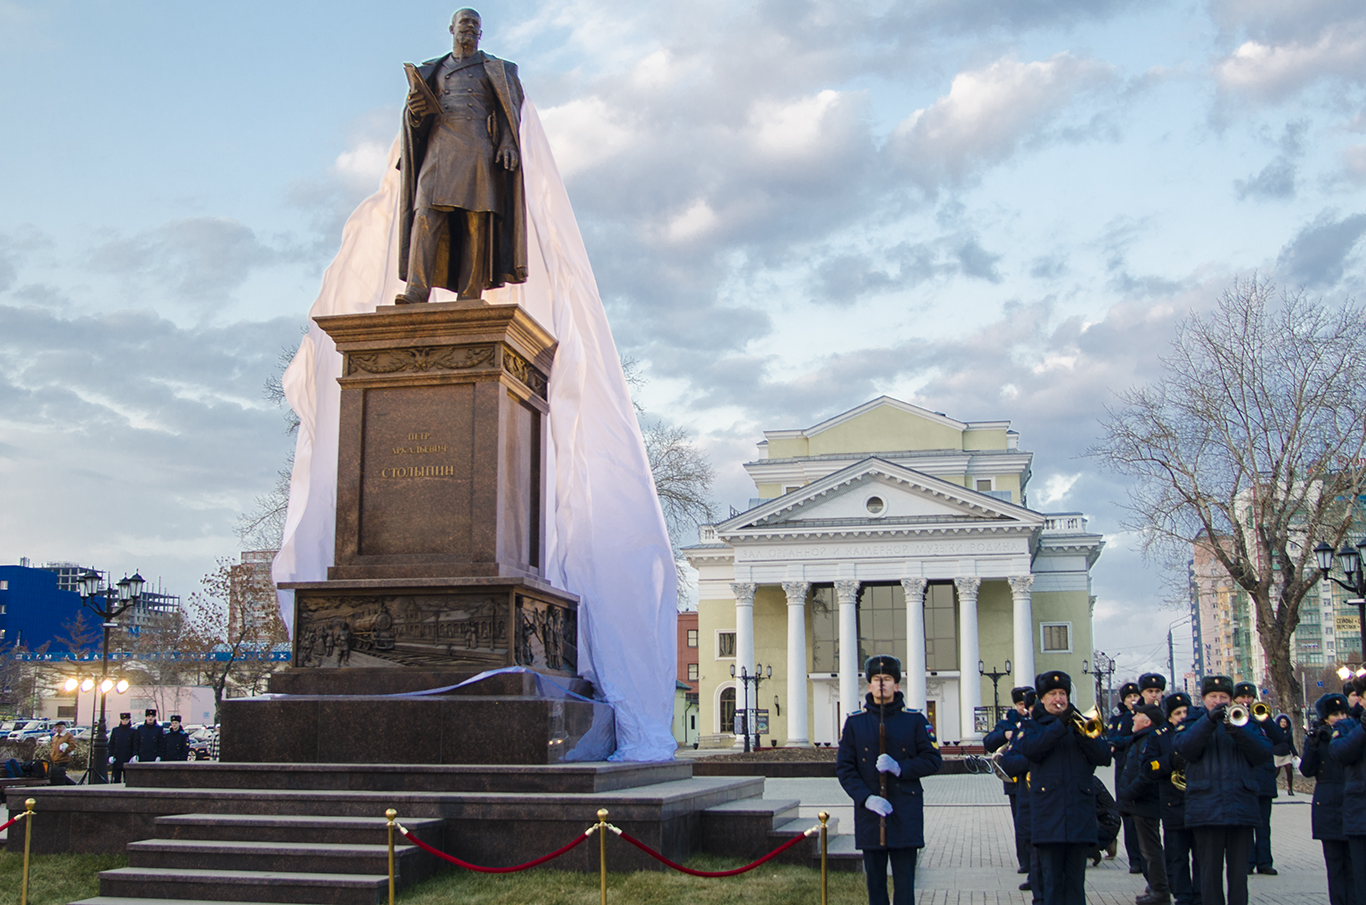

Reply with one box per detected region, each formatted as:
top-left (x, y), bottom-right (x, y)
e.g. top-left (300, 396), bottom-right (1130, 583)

top-left (1315, 540), bottom-right (1366, 664)
top-left (1084, 653), bottom-right (1117, 714)
top-left (729, 663), bottom-right (772, 753)
top-left (978, 659), bottom-right (1012, 725)
top-left (76, 570), bottom-right (144, 783)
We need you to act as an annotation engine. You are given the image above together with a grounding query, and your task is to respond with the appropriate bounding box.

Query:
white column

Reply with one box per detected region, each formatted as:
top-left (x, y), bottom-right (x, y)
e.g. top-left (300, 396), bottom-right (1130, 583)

top-left (834, 579), bottom-right (861, 727)
top-left (955, 576), bottom-right (982, 740)
top-left (782, 580), bottom-right (811, 747)
top-left (901, 577), bottom-right (928, 711)
top-left (731, 582), bottom-right (756, 748)
top-left (1009, 575), bottom-right (1035, 689)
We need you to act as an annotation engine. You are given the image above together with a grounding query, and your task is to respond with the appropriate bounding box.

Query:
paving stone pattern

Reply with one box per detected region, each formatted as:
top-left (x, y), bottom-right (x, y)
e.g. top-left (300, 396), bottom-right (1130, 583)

top-left (769, 773), bottom-right (1329, 905)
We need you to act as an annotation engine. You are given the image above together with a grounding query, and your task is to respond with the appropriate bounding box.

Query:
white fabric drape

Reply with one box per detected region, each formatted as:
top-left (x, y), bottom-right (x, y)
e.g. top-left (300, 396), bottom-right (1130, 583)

top-left (271, 101), bottom-right (678, 762)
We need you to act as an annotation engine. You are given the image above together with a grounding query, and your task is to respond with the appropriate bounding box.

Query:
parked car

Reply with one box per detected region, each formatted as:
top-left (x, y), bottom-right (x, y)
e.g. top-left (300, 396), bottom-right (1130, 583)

top-left (7, 719), bottom-right (52, 741)
top-left (188, 726), bottom-right (217, 761)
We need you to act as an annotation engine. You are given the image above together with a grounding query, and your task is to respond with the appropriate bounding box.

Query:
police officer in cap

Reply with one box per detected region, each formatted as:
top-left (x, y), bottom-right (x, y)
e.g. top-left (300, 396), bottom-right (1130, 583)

top-left (1018, 670), bottom-right (1111, 905)
top-left (1144, 691), bottom-right (1200, 905)
top-left (1173, 674), bottom-right (1271, 905)
top-left (1120, 702), bottom-right (1170, 904)
top-left (108, 712), bottom-right (136, 783)
top-left (1301, 692), bottom-right (1353, 905)
top-left (1109, 680), bottom-right (1145, 871)
top-left (163, 715), bottom-right (190, 762)
top-left (1329, 676), bottom-right (1366, 905)
top-left (133, 708), bottom-right (165, 764)
top-left (837, 654), bottom-right (942, 905)
top-left (1231, 681), bottom-right (1284, 875)
top-left (985, 685), bottom-right (1035, 874)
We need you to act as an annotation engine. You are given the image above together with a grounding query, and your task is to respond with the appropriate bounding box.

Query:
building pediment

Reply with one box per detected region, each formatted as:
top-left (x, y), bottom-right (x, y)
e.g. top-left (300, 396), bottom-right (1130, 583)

top-left (717, 458), bottom-right (1045, 540)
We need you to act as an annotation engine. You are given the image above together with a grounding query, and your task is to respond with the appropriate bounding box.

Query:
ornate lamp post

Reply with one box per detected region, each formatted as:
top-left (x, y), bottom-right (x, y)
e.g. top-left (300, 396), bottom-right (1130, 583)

top-left (1084, 652), bottom-right (1117, 714)
top-left (77, 570), bottom-right (143, 783)
top-left (978, 659), bottom-right (1012, 724)
top-left (729, 663), bottom-right (772, 753)
top-left (1315, 540), bottom-right (1366, 664)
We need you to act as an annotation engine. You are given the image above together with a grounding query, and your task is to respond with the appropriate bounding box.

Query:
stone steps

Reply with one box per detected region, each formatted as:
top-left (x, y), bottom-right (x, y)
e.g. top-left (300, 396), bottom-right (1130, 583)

top-left (89, 867), bottom-right (391, 905)
top-left (123, 838), bottom-right (421, 878)
top-left (152, 813), bottom-right (444, 847)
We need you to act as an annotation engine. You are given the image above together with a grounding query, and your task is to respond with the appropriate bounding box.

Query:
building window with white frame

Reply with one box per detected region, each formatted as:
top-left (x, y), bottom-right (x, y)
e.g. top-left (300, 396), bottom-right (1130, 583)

top-left (1041, 622), bottom-right (1072, 653)
top-left (717, 631), bottom-right (736, 658)
top-left (687, 663), bottom-right (699, 681)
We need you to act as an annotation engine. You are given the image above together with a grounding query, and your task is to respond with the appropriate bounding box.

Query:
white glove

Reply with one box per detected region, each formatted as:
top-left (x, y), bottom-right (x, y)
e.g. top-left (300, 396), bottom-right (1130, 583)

top-left (131, 756), bottom-right (139, 763)
top-left (864, 795), bottom-right (893, 817)
top-left (876, 753), bottom-right (901, 776)
top-left (108, 756), bottom-right (115, 764)
top-left (58, 743), bottom-right (69, 752)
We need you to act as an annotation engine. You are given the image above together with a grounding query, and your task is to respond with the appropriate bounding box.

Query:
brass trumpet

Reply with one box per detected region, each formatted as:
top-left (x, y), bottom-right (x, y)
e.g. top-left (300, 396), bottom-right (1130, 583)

top-left (988, 750), bottom-right (1014, 783)
top-left (1226, 704), bottom-right (1250, 727)
top-left (1070, 705), bottom-right (1105, 739)
top-left (1171, 769), bottom-right (1187, 791)
top-left (1251, 702), bottom-right (1271, 722)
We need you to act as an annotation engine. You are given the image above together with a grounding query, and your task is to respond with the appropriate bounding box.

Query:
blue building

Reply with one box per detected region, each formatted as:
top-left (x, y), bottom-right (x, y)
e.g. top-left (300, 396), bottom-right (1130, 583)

top-left (0, 564), bottom-right (89, 653)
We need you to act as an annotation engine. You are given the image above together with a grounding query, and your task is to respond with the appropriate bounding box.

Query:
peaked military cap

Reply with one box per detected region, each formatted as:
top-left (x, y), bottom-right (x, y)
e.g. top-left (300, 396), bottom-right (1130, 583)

top-left (1232, 681), bottom-right (1258, 700)
top-left (1119, 681), bottom-right (1141, 700)
top-left (1200, 675), bottom-right (1234, 697)
top-left (1163, 691), bottom-right (1192, 717)
top-left (169, 715), bottom-right (181, 722)
top-left (865, 654), bottom-right (901, 684)
top-left (1138, 672), bottom-right (1167, 692)
top-left (1134, 704), bottom-right (1164, 725)
top-left (144, 708), bottom-right (157, 717)
top-left (1035, 670), bottom-right (1072, 696)
top-left (1316, 693), bottom-right (1351, 720)
top-left (118, 712), bottom-right (131, 719)
top-left (1010, 685), bottom-right (1034, 704)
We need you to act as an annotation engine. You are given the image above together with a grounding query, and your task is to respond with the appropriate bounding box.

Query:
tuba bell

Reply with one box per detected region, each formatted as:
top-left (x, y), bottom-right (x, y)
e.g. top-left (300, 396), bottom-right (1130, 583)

top-left (1226, 704), bottom-right (1250, 727)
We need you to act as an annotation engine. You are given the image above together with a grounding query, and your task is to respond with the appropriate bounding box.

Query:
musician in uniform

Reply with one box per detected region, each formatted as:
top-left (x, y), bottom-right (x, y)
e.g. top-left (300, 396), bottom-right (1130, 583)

top-left (1109, 680), bottom-right (1145, 871)
top-left (1232, 681), bottom-right (1284, 875)
top-left (108, 712), bottom-right (136, 783)
top-left (1120, 703), bottom-right (1170, 904)
top-left (985, 685), bottom-right (1035, 874)
top-left (1017, 670), bottom-right (1111, 905)
top-left (1173, 675), bottom-right (1271, 905)
top-left (1301, 692), bottom-right (1353, 905)
top-left (836, 654), bottom-right (942, 905)
top-left (997, 725), bottom-right (1043, 904)
top-left (1329, 679), bottom-right (1366, 905)
top-left (1146, 691), bottom-right (1199, 905)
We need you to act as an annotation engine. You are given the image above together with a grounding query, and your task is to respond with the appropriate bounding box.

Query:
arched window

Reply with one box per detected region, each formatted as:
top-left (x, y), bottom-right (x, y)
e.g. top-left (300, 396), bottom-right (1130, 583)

top-left (720, 687), bottom-right (736, 734)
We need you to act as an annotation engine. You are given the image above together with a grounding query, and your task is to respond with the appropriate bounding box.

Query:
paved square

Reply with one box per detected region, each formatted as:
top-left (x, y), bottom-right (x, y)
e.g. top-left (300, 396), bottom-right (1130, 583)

top-left (766, 773), bottom-right (1327, 904)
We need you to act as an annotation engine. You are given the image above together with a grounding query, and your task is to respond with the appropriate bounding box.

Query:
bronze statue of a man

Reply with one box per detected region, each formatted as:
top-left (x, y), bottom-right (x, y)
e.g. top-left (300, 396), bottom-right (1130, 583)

top-left (397, 9), bottom-right (528, 304)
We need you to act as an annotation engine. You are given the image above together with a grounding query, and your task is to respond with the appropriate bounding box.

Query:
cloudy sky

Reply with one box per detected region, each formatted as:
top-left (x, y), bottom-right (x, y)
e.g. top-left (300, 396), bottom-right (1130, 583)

top-left (4, 0), bottom-right (1366, 680)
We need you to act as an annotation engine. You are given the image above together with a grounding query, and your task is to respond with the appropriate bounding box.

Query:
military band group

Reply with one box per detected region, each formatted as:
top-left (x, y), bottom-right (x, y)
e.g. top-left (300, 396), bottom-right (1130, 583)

top-left (835, 654), bottom-right (1365, 905)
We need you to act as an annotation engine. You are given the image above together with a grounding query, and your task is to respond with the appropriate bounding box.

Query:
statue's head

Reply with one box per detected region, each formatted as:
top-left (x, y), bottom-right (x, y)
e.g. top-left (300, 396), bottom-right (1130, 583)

top-left (451, 9), bottom-right (482, 48)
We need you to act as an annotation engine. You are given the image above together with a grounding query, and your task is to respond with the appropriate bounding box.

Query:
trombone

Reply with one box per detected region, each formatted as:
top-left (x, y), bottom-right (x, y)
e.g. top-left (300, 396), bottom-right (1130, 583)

top-left (1069, 705), bottom-right (1105, 738)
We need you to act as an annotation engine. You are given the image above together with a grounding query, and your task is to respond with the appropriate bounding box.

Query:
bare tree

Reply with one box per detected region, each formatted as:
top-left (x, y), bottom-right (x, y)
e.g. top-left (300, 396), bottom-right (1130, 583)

top-left (236, 341), bottom-right (303, 550)
top-left (54, 610), bottom-right (101, 658)
top-left (1089, 276), bottom-right (1366, 728)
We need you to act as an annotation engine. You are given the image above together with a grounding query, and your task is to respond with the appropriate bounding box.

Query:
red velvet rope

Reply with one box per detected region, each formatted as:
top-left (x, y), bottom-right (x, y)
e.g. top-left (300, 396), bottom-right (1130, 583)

top-left (0, 812), bottom-right (27, 834)
top-left (614, 828), bottom-right (810, 877)
top-left (400, 827), bottom-right (589, 873)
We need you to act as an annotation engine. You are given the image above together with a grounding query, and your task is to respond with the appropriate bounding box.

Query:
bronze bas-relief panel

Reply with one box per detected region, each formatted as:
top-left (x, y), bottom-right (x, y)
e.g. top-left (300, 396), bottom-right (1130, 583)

top-left (358, 383), bottom-right (475, 557)
top-left (295, 590), bottom-right (576, 674)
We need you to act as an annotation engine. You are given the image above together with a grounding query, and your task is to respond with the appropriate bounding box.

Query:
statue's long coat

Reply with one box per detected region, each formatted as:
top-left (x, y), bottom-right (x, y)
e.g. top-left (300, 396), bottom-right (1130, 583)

top-left (399, 52), bottom-right (528, 291)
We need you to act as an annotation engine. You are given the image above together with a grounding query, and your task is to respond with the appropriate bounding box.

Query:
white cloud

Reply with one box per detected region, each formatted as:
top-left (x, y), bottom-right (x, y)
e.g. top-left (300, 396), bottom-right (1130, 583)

top-left (332, 139), bottom-right (392, 194)
top-left (538, 96), bottom-right (638, 178)
top-left (1036, 472), bottom-right (1082, 507)
top-left (665, 199), bottom-right (720, 244)
top-left (1214, 23), bottom-right (1366, 101)
top-left (891, 53), bottom-right (1111, 189)
top-left (749, 90), bottom-right (843, 159)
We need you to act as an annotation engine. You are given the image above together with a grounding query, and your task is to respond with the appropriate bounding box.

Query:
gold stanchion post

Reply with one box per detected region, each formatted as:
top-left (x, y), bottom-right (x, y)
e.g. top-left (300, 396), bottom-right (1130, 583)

top-left (818, 811), bottom-right (829, 905)
top-left (385, 808), bottom-right (397, 905)
top-left (20, 798), bottom-right (36, 905)
top-left (597, 808), bottom-right (609, 905)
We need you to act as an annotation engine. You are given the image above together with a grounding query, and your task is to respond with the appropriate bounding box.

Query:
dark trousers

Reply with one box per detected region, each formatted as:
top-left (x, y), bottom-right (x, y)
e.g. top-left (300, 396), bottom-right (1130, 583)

top-left (1009, 793), bottom-right (1028, 869)
top-left (1124, 814), bottom-right (1146, 870)
top-left (110, 758), bottom-right (127, 783)
top-left (1347, 837), bottom-right (1366, 905)
top-left (1135, 815), bottom-right (1170, 897)
top-left (1162, 822), bottom-right (1200, 905)
top-left (1246, 796), bottom-right (1272, 870)
top-left (1192, 826), bottom-right (1253, 905)
top-left (1036, 843), bottom-right (1088, 905)
top-left (1322, 839), bottom-right (1354, 905)
top-left (862, 847), bottom-right (916, 905)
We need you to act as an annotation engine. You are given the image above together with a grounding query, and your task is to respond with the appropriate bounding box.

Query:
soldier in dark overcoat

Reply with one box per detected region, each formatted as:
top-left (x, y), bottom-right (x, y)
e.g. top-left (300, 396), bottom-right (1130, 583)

top-left (1328, 680), bottom-right (1366, 905)
top-left (1119, 703), bottom-right (1169, 904)
top-left (1232, 681), bottom-right (1285, 875)
top-left (1301, 693), bottom-right (1353, 905)
top-left (133, 708), bottom-right (165, 763)
top-left (997, 727), bottom-right (1043, 904)
top-left (108, 712), bottom-right (136, 783)
top-left (836, 654), bottom-right (942, 905)
top-left (1173, 675), bottom-right (1271, 905)
top-left (1145, 691), bottom-right (1200, 905)
top-left (1017, 670), bottom-right (1111, 905)
top-left (1109, 679), bottom-right (1145, 871)
top-left (162, 715), bottom-right (190, 762)
top-left (984, 685), bottom-right (1034, 874)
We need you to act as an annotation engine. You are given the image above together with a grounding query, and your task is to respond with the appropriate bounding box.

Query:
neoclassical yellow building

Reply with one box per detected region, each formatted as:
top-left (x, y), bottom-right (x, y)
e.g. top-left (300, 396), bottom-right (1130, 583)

top-left (683, 397), bottom-right (1104, 746)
